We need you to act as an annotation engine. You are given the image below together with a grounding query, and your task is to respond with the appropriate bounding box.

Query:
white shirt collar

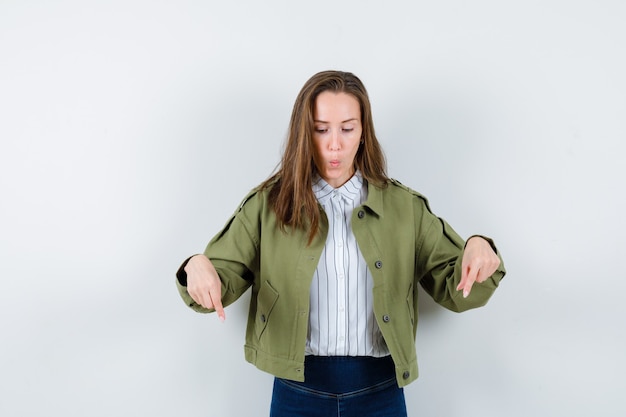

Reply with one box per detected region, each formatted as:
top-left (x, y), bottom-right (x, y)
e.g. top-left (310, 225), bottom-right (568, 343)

top-left (312, 172), bottom-right (364, 204)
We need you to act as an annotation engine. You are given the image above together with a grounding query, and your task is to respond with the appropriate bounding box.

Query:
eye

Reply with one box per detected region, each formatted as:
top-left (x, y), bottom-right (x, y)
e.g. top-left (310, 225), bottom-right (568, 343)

top-left (314, 128), bottom-right (328, 133)
top-left (342, 128), bottom-right (354, 133)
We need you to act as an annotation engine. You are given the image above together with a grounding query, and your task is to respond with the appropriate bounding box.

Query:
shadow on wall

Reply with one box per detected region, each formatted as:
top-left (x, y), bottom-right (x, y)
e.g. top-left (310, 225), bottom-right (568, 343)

top-left (416, 285), bottom-right (447, 318)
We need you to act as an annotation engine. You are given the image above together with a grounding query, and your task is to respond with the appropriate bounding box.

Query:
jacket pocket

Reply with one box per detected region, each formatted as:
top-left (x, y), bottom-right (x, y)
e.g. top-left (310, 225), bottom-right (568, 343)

top-left (406, 283), bottom-right (415, 326)
top-left (255, 280), bottom-right (279, 340)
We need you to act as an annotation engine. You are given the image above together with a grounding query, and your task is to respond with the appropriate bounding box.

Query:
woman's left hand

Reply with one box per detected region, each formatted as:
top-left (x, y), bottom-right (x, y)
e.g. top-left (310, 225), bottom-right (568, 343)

top-left (457, 236), bottom-right (501, 298)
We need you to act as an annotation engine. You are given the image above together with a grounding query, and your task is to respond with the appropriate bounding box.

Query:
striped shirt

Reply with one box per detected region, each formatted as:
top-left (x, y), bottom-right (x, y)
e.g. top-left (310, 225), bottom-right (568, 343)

top-left (306, 173), bottom-right (389, 357)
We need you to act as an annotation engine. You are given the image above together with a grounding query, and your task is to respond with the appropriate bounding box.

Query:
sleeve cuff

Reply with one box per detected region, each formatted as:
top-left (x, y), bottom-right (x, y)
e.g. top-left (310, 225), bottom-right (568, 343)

top-left (465, 235), bottom-right (499, 254)
top-left (176, 255), bottom-right (200, 287)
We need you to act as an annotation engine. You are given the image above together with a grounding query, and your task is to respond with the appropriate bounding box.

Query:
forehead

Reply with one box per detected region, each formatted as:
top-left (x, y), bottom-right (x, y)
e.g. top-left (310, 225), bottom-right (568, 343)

top-left (313, 91), bottom-right (361, 120)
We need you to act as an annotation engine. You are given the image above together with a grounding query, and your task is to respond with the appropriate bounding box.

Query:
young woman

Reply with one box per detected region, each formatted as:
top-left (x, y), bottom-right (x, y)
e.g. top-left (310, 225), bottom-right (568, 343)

top-left (176, 70), bottom-right (506, 417)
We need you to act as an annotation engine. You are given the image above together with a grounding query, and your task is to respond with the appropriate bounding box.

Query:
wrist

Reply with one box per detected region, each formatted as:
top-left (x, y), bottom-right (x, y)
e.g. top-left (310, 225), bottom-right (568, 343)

top-left (465, 235), bottom-right (498, 253)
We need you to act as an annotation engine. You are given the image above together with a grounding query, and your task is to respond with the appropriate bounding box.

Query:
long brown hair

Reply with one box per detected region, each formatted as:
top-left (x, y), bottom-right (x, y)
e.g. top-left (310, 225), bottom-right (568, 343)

top-left (260, 70), bottom-right (389, 243)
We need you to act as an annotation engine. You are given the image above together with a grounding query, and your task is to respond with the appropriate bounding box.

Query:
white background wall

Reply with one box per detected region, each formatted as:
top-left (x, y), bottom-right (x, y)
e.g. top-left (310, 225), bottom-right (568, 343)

top-left (1, 1), bottom-right (624, 416)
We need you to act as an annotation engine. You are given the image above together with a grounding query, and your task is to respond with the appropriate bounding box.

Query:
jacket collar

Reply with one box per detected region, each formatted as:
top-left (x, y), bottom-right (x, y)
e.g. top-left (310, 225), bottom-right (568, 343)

top-left (364, 181), bottom-right (385, 218)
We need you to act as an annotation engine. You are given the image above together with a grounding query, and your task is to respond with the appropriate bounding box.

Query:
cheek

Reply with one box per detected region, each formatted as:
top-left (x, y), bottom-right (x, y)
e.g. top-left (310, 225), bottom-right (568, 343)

top-left (350, 134), bottom-right (362, 154)
top-left (311, 141), bottom-right (324, 161)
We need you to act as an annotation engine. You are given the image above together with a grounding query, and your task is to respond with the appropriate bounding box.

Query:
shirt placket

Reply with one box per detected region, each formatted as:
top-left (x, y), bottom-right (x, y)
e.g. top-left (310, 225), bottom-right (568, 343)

top-left (332, 190), bottom-right (348, 355)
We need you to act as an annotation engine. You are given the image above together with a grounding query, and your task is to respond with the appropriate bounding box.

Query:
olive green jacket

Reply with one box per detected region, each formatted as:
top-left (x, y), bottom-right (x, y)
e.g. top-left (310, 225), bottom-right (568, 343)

top-left (176, 179), bottom-right (506, 387)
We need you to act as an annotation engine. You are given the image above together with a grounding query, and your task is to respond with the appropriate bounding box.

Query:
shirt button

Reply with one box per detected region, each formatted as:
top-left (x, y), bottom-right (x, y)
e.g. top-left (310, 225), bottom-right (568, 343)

top-left (260, 314), bottom-right (266, 323)
top-left (382, 314), bottom-right (390, 323)
top-left (357, 210), bottom-right (365, 219)
top-left (403, 371), bottom-right (410, 379)
top-left (375, 260), bottom-right (383, 269)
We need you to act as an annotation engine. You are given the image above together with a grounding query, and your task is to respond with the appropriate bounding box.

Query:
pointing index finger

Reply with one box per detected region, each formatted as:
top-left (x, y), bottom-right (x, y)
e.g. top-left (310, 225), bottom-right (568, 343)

top-left (211, 293), bottom-right (226, 322)
top-left (457, 265), bottom-right (478, 298)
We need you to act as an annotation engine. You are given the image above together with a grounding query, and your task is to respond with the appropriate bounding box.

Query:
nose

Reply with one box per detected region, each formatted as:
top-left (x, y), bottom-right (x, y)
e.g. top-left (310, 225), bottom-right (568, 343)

top-left (329, 130), bottom-right (340, 151)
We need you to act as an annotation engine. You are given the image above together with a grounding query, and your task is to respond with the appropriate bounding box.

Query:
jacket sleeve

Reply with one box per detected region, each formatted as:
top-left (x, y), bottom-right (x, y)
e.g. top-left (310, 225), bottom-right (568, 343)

top-left (415, 197), bottom-right (506, 313)
top-left (175, 191), bottom-right (260, 313)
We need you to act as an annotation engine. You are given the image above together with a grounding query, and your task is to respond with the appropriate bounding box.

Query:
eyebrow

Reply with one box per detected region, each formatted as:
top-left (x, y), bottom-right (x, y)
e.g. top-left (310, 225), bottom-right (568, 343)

top-left (314, 118), bottom-right (359, 124)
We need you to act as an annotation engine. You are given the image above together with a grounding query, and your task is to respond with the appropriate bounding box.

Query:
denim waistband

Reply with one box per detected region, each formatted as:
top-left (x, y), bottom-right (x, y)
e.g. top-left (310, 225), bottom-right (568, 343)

top-left (288, 355), bottom-right (395, 394)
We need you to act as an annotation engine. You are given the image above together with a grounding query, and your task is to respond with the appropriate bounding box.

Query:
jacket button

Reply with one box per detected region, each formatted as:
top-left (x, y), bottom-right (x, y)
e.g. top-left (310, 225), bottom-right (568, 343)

top-left (382, 314), bottom-right (390, 323)
top-left (357, 210), bottom-right (365, 219)
top-left (375, 260), bottom-right (383, 269)
top-left (403, 371), bottom-right (410, 379)
top-left (260, 314), bottom-right (266, 323)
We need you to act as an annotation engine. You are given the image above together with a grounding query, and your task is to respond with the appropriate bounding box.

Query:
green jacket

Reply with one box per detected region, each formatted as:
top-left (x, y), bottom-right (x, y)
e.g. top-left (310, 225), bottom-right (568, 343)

top-left (176, 179), bottom-right (506, 387)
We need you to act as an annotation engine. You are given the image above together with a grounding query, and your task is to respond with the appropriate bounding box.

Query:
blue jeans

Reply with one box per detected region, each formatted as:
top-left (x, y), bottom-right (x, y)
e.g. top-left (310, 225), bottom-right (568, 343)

top-left (269, 356), bottom-right (407, 417)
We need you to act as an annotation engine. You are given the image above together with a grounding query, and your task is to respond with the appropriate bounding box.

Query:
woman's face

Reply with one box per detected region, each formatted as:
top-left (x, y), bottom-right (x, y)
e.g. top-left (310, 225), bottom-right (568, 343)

top-left (312, 91), bottom-right (362, 188)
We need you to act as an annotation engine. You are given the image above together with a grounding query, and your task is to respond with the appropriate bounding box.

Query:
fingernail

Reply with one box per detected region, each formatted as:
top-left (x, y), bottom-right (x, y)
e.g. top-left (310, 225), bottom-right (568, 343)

top-left (463, 289), bottom-right (469, 298)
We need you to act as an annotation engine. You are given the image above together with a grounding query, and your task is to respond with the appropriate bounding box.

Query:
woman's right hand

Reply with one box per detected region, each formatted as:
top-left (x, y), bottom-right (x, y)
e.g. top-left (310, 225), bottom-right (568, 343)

top-left (185, 254), bottom-right (226, 321)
